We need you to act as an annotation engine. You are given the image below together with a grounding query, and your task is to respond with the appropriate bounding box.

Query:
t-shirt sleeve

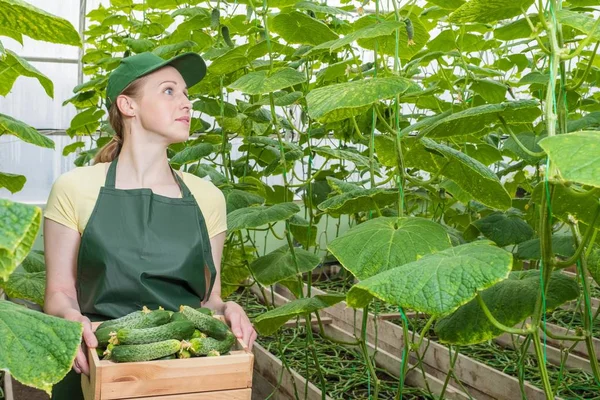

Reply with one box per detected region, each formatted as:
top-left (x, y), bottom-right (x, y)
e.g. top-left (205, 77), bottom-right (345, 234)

top-left (205, 185), bottom-right (227, 238)
top-left (44, 173), bottom-right (79, 232)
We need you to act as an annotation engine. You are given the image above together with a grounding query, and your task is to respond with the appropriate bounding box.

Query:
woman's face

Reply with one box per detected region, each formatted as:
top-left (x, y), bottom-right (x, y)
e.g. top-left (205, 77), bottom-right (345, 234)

top-left (135, 66), bottom-right (192, 144)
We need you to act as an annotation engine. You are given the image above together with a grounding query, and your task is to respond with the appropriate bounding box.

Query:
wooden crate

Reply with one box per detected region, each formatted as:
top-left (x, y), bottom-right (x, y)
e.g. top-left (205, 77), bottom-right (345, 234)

top-left (82, 317), bottom-right (253, 400)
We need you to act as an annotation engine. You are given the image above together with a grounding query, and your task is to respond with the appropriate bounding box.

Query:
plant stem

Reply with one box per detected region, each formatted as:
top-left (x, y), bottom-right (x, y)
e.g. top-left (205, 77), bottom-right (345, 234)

top-left (477, 293), bottom-right (533, 335)
top-left (531, 330), bottom-right (555, 400)
top-left (360, 303), bottom-right (380, 399)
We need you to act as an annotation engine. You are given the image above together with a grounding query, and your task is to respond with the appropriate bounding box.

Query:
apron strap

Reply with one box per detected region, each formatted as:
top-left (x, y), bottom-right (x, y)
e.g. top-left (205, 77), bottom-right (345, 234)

top-left (170, 168), bottom-right (192, 198)
top-left (105, 158), bottom-right (118, 188)
top-left (105, 157), bottom-right (192, 198)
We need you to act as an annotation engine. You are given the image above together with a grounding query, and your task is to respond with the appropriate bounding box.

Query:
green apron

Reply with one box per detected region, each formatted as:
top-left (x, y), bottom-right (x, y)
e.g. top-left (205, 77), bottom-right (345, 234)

top-left (52, 157), bottom-right (217, 399)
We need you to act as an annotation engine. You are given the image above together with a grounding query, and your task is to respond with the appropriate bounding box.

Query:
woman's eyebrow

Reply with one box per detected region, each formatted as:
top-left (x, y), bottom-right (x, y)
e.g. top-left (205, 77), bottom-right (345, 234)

top-left (159, 80), bottom-right (188, 89)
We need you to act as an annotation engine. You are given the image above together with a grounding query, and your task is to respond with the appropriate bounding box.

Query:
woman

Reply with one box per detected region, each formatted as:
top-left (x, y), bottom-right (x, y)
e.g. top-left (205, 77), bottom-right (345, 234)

top-left (43, 52), bottom-right (257, 399)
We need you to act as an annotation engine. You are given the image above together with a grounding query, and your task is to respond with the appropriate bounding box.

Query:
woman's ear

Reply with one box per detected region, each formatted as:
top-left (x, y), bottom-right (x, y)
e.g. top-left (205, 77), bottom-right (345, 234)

top-left (116, 95), bottom-right (136, 117)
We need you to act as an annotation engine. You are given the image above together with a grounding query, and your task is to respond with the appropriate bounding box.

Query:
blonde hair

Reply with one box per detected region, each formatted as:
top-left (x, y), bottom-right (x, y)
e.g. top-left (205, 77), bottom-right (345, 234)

top-left (94, 78), bottom-right (145, 164)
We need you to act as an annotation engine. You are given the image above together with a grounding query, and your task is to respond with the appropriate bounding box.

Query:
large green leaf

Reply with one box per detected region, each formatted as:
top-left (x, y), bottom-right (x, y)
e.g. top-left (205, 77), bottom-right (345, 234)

top-left (253, 294), bottom-right (346, 335)
top-left (0, 300), bottom-right (82, 394)
top-left (270, 11), bottom-right (337, 45)
top-left (516, 234), bottom-right (575, 260)
top-left (227, 202), bottom-right (300, 231)
top-left (0, 0), bottom-right (81, 45)
top-left (558, 10), bottom-right (600, 42)
top-left (0, 49), bottom-right (53, 97)
top-left (346, 241), bottom-right (512, 316)
top-left (0, 172), bottom-right (26, 194)
top-left (313, 146), bottom-right (373, 169)
top-left (250, 245), bottom-right (320, 286)
top-left (0, 200), bottom-right (41, 281)
top-left (471, 211), bottom-right (534, 247)
top-left (289, 215), bottom-right (317, 248)
top-left (171, 143), bottom-right (215, 166)
top-left (19, 251), bottom-right (45, 273)
top-left (532, 182), bottom-right (600, 229)
top-left (435, 271), bottom-right (579, 345)
top-left (327, 20), bottom-right (404, 51)
top-left (0, 113), bottom-right (54, 149)
top-left (328, 217), bottom-right (452, 280)
top-left (222, 188), bottom-right (264, 214)
top-left (406, 139), bottom-right (512, 210)
top-left (229, 68), bottom-right (306, 95)
top-left (65, 107), bottom-right (104, 137)
top-left (306, 77), bottom-right (419, 123)
top-left (0, 270), bottom-right (45, 306)
top-left (539, 131), bottom-right (600, 188)
top-left (317, 188), bottom-right (397, 216)
top-left (422, 100), bottom-right (540, 138)
top-left (448, 0), bottom-right (535, 23)
top-left (353, 15), bottom-right (430, 59)
top-left (494, 16), bottom-right (537, 41)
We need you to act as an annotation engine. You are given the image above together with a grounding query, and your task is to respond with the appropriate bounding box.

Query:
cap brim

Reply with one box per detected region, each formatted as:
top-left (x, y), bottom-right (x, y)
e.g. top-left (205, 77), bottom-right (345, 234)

top-left (143, 52), bottom-right (207, 90)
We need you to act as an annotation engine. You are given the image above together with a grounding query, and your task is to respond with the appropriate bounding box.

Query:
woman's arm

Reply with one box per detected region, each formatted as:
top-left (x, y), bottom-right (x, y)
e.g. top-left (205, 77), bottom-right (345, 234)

top-left (201, 231), bottom-right (226, 312)
top-left (202, 231), bottom-right (257, 350)
top-left (43, 218), bottom-right (98, 375)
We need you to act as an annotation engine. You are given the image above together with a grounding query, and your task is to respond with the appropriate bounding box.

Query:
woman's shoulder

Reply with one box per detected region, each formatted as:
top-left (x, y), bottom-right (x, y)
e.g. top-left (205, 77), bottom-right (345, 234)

top-left (53, 162), bottom-right (106, 189)
top-left (180, 172), bottom-right (225, 201)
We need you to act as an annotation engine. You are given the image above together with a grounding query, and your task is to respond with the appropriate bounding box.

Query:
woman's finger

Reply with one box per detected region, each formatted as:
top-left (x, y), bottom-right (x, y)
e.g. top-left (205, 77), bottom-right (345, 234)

top-left (242, 320), bottom-right (253, 350)
top-left (248, 330), bottom-right (257, 351)
top-left (82, 317), bottom-right (98, 348)
top-left (77, 348), bottom-right (90, 376)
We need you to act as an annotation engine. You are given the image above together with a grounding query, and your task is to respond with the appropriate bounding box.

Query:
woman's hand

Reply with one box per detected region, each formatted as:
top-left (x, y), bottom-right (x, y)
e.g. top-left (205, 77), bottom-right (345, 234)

top-left (223, 301), bottom-right (257, 351)
top-left (64, 310), bottom-right (98, 376)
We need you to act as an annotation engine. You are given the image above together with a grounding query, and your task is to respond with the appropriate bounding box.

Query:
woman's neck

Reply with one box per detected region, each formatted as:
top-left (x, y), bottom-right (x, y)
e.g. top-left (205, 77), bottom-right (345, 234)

top-left (115, 140), bottom-right (174, 188)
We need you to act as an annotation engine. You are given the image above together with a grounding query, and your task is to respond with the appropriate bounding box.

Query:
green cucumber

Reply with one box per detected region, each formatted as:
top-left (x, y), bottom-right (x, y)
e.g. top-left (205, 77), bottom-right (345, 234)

top-left (180, 305), bottom-right (230, 340)
top-left (210, 8), bottom-right (220, 30)
top-left (97, 308), bottom-right (170, 331)
top-left (187, 331), bottom-right (236, 356)
top-left (116, 320), bottom-right (195, 345)
top-left (94, 326), bottom-right (118, 347)
top-left (196, 307), bottom-right (213, 316)
top-left (112, 340), bottom-right (182, 362)
top-left (170, 312), bottom-right (187, 322)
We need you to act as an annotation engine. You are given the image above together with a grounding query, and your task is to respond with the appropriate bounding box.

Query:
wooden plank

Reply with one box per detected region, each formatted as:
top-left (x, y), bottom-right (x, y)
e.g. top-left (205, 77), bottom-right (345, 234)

top-left (282, 317), bottom-right (332, 328)
top-left (564, 296), bottom-right (600, 312)
top-left (321, 323), bottom-right (472, 400)
top-left (252, 343), bottom-right (333, 400)
top-left (269, 283), bottom-right (555, 400)
top-left (251, 371), bottom-right (279, 400)
top-left (3, 371), bottom-right (14, 400)
top-left (99, 355), bottom-right (252, 399)
top-left (122, 388), bottom-right (251, 399)
top-left (496, 333), bottom-right (593, 373)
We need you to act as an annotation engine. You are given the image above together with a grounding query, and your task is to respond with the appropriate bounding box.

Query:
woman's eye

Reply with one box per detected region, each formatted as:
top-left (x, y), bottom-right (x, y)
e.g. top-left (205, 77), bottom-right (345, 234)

top-left (165, 88), bottom-right (173, 95)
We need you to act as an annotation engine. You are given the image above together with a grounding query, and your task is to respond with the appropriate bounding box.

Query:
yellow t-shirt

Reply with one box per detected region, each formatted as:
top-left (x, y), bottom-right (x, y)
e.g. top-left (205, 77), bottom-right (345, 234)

top-left (44, 162), bottom-right (227, 238)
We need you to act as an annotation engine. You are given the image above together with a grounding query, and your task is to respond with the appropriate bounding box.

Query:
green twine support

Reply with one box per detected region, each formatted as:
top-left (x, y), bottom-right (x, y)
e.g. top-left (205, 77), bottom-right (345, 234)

top-left (397, 307), bottom-right (410, 400)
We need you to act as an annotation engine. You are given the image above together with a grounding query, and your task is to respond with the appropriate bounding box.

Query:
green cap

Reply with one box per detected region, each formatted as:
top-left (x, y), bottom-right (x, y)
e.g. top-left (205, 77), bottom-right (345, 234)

top-left (105, 52), bottom-right (206, 109)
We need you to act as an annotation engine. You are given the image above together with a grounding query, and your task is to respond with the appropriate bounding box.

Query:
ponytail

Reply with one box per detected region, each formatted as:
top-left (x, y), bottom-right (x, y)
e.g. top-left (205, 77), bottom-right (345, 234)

top-left (93, 77), bottom-right (145, 164)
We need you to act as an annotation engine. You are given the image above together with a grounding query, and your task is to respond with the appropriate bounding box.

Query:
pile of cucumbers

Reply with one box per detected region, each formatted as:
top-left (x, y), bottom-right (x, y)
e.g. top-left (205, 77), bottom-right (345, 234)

top-left (94, 305), bottom-right (236, 362)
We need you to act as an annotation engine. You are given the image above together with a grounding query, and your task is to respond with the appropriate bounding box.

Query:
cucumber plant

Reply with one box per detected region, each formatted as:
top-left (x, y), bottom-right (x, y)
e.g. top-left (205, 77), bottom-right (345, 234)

top-left (0, 0), bottom-right (84, 395)
top-left (3, 0), bottom-right (600, 398)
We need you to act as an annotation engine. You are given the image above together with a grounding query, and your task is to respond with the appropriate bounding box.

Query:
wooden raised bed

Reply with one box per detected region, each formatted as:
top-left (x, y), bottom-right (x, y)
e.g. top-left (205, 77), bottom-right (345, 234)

top-left (268, 282), bottom-right (558, 400)
top-left (248, 284), bottom-right (473, 400)
top-left (82, 320), bottom-right (253, 400)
